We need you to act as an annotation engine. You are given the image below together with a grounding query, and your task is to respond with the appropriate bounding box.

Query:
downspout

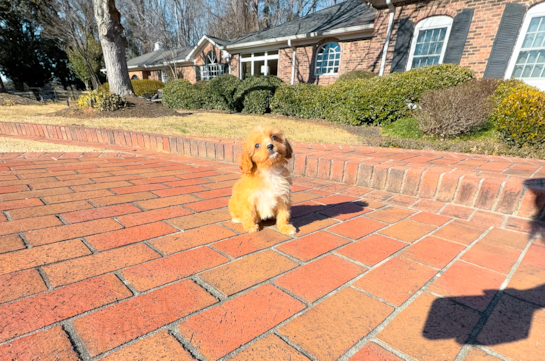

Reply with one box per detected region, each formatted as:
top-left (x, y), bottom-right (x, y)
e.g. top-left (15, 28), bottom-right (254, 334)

top-left (288, 39), bottom-right (296, 85)
top-left (379, 0), bottom-right (396, 76)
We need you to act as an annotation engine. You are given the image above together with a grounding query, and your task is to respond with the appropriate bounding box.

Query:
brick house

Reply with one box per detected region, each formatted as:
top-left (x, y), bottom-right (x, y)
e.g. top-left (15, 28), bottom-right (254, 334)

top-left (125, 0), bottom-right (545, 89)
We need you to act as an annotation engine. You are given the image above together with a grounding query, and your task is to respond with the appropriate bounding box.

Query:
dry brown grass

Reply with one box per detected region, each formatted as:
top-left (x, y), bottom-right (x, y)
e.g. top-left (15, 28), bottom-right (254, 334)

top-left (0, 136), bottom-right (113, 153)
top-left (0, 104), bottom-right (360, 145)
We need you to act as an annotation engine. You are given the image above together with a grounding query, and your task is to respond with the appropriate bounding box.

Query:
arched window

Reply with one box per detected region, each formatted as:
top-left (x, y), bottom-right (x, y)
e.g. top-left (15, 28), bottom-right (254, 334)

top-left (315, 42), bottom-right (341, 75)
top-left (506, 3), bottom-right (545, 89)
top-left (131, 75), bottom-right (139, 80)
top-left (407, 16), bottom-right (453, 70)
top-left (205, 51), bottom-right (217, 65)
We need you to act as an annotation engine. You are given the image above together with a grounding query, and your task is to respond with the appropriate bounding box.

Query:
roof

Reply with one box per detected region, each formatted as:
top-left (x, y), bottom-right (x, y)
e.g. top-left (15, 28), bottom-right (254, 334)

top-left (366, 0), bottom-right (418, 10)
top-left (126, 46), bottom-right (194, 68)
top-left (205, 35), bottom-right (230, 47)
top-left (226, 0), bottom-right (375, 47)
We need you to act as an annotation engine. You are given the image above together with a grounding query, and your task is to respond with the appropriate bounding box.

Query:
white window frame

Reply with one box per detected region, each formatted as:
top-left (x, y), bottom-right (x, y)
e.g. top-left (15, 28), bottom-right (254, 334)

top-left (505, 3), bottom-right (545, 90)
top-left (407, 16), bottom-right (454, 71)
top-left (239, 51), bottom-right (280, 78)
top-left (314, 42), bottom-right (341, 76)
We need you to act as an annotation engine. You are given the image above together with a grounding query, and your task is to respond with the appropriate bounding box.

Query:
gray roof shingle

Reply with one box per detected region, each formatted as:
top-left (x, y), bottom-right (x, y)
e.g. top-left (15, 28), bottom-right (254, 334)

top-left (226, 0), bottom-right (375, 46)
top-left (127, 46), bottom-right (194, 68)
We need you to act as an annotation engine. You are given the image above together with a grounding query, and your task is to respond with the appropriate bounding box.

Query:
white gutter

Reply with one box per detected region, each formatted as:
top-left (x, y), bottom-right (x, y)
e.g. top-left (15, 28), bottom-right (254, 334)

top-left (379, 0), bottom-right (395, 76)
top-left (225, 24), bottom-right (374, 51)
top-left (288, 39), bottom-right (296, 85)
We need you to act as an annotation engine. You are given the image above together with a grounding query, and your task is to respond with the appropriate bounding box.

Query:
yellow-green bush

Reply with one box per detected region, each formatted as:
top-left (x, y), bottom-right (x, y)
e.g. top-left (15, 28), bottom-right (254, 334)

top-left (162, 79), bottom-right (204, 109)
top-left (98, 79), bottom-right (164, 98)
top-left (494, 88), bottom-right (545, 148)
top-left (77, 90), bottom-right (128, 111)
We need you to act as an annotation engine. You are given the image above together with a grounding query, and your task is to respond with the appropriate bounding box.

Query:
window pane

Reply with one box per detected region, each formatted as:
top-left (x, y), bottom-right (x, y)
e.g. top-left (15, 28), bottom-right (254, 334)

top-left (522, 65), bottom-right (533, 77)
top-left (255, 60), bottom-right (265, 75)
top-left (523, 33), bottom-right (536, 48)
top-left (267, 50), bottom-right (279, 55)
top-left (268, 59), bottom-right (278, 76)
top-left (513, 64), bottom-right (524, 77)
top-left (534, 32), bottom-right (545, 48)
top-left (529, 17), bottom-right (541, 32)
top-left (254, 52), bottom-right (265, 57)
top-left (531, 64), bottom-right (543, 77)
top-left (242, 62), bottom-right (251, 79)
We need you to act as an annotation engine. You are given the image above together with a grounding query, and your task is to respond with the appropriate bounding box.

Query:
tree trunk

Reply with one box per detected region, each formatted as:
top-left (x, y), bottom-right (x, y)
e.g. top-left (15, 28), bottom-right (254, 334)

top-left (0, 76), bottom-right (6, 93)
top-left (93, 0), bottom-right (134, 96)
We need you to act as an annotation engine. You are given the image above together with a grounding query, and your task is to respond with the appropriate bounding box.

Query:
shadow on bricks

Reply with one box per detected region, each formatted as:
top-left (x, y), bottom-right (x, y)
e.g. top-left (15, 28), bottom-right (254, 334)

top-left (255, 201), bottom-right (369, 230)
top-left (524, 178), bottom-right (545, 242)
top-left (423, 284), bottom-right (545, 345)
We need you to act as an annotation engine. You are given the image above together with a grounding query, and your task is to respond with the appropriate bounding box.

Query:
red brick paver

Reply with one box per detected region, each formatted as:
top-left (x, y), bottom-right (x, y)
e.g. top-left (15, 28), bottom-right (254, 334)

top-left (0, 149), bottom-right (542, 361)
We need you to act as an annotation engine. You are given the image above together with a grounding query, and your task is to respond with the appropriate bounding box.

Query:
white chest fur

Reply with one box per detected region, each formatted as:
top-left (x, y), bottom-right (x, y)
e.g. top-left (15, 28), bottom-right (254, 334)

top-left (254, 165), bottom-right (291, 220)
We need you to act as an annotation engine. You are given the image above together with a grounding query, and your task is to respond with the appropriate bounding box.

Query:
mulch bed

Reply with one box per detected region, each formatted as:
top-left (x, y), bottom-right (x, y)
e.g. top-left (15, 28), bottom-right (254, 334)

top-left (0, 93), bottom-right (41, 106)
top-left (49, 97), bottom-right (181, 119)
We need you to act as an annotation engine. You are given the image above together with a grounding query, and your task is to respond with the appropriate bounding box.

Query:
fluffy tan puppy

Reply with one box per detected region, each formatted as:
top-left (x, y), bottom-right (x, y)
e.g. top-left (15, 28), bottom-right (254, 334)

top-left (228, 125), bottom-right (295, 235)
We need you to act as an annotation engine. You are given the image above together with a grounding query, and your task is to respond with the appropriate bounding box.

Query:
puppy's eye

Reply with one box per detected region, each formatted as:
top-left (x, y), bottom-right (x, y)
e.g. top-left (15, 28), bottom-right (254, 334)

top-left (271, 135), bottom-right (277, 141)
top-left (255, 143), bottom-right (260, 149)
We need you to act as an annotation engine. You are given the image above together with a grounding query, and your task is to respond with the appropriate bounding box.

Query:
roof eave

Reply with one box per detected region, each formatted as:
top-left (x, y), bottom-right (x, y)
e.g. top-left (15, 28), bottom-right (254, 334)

top-left (225, 23), bottom-right (374, 50)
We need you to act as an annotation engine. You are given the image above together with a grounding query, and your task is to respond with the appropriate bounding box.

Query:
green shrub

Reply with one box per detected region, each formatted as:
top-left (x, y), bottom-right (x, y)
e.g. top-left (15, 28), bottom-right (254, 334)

top-left (324, 63), bottom-right (475, 125)
top-left (203, 74), bottom-right (242, 111)
top-left (416, 79), bottom-right (499, 138)
top-left (131, 79), bottom-right (164, 98)
top-left (162, 79), bottom-right (204, 109)
top-left (491, 79), bottom-right (537, 106)
top-left (77, 90), bottom-right (128, 111)
top-left (98, 79), bottom-right (164, 98)
top-left (271, 83), bottom-right (325, 118)
top-left (242, 90), bottom-right (273, 115)
top-left (194, 80), bottom-right (208, 90)
top-left (234, 76), bottom-right (284, 113)
top-left (381, 117), bottom-right (423, 139)
top-left (336, 70), bottom-right (376, 83)
top-left (494, 88), bottom-right (545, 148)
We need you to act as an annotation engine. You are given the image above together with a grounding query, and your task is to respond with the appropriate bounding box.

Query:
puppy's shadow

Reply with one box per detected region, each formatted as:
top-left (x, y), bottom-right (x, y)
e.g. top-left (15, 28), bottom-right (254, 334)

top-left (259, 201), bottom-right (369, 231)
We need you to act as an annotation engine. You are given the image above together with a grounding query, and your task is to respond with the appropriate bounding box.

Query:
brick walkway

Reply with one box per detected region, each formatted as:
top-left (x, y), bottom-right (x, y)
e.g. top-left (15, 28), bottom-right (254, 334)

top-left (0, 147), bottom-right (544, 361)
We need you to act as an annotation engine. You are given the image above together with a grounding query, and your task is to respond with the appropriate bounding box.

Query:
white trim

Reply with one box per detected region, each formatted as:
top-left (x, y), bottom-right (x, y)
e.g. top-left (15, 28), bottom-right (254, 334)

top-left (224, 24), bottom-right (374, 50)
top-left (239, 51), bottom-right (280, 77)
top-left (505, 3), bottom-right (545, 90)
top-left (406, 16), bottom-right (453, 71)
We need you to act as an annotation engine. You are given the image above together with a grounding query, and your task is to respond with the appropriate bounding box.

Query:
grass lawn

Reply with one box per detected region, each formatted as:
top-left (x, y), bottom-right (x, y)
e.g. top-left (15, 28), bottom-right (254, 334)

top-left (0, 136), bottom-right (113, 153)
top-left (0, 104), bottom-right (361, 145)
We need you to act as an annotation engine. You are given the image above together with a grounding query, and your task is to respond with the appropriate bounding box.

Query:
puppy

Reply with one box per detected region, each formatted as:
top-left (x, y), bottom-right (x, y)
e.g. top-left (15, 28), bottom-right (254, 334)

top-left (229, 125), bottom-right (296, 235)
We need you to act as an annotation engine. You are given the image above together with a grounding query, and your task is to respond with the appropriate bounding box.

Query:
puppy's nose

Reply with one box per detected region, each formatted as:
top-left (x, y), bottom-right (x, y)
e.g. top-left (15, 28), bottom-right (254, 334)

top-left (267, 144), bottom-right (274, 151)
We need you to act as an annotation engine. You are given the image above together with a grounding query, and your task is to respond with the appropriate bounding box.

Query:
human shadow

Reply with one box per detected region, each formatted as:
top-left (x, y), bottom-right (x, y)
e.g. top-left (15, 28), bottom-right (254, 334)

top-left (258, 201), bottom-right (369, 229)
top-left (423, 284), bottom-right (545, 345)
top-left (524, 178), bottom-right (545, 242)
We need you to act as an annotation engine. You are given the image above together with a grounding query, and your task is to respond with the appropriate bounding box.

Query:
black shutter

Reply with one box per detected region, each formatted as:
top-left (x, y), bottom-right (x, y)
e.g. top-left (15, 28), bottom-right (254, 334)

top-left (390, 18), bottom-right (414, 73)
top-left (443, 9), bottom-right (475, 64)
top-left (484, 3), bottom-right (526, 78)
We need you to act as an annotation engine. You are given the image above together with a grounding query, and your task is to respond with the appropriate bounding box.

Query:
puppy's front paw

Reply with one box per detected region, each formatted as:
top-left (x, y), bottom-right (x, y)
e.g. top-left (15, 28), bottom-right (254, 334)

top-left (278, 224), bottom-right (296, 235)
top-left (244, 224), bottom-right (259, 233)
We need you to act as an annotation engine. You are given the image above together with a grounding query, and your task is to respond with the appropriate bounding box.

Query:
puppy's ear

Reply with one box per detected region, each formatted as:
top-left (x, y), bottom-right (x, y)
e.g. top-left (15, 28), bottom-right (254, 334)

top-left (284, 138), bottom-right (293, 159)
top-left (240, 143), bottom-right (255, 174)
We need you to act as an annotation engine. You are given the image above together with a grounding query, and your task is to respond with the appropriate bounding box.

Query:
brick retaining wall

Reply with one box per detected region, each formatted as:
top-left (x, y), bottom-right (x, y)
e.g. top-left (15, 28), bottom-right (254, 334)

top-left (1, 121), bottom-right (544, 220)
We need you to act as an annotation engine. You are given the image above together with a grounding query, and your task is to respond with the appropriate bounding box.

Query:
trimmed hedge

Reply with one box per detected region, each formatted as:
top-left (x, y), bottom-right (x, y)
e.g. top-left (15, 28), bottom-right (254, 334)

top-left (234, 76), bottom-right (284, 114)
top-left (162, 79), bottom-right (204, 109)
top-left (336, 70), bottom-right (376, 83)
top-left (203, 74), bottom-right (241, 111)
top-left (270, 64), bottom-right (475, 124)
top-left (271, 83), bottom-right (325, 119)
top-left (98, 79), bottom-right (164, 98)
top-left (325, 64), bottom-right (475, 125)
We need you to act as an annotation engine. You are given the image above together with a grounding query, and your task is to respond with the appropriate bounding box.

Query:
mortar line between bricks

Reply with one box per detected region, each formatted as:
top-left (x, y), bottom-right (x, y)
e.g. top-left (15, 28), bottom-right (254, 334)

top-left (469, 177), bottom-right (485, 208)
top-left (338, 225), bottom-right (494, 361)
top-left (530, 164), bottom-right (544, 178)
top-left (370, 338), bottom-right (417, 361)
top-left (453, 230), bottom-right (537, 361)
top-left (62, 321), bottom-right (92, 361)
